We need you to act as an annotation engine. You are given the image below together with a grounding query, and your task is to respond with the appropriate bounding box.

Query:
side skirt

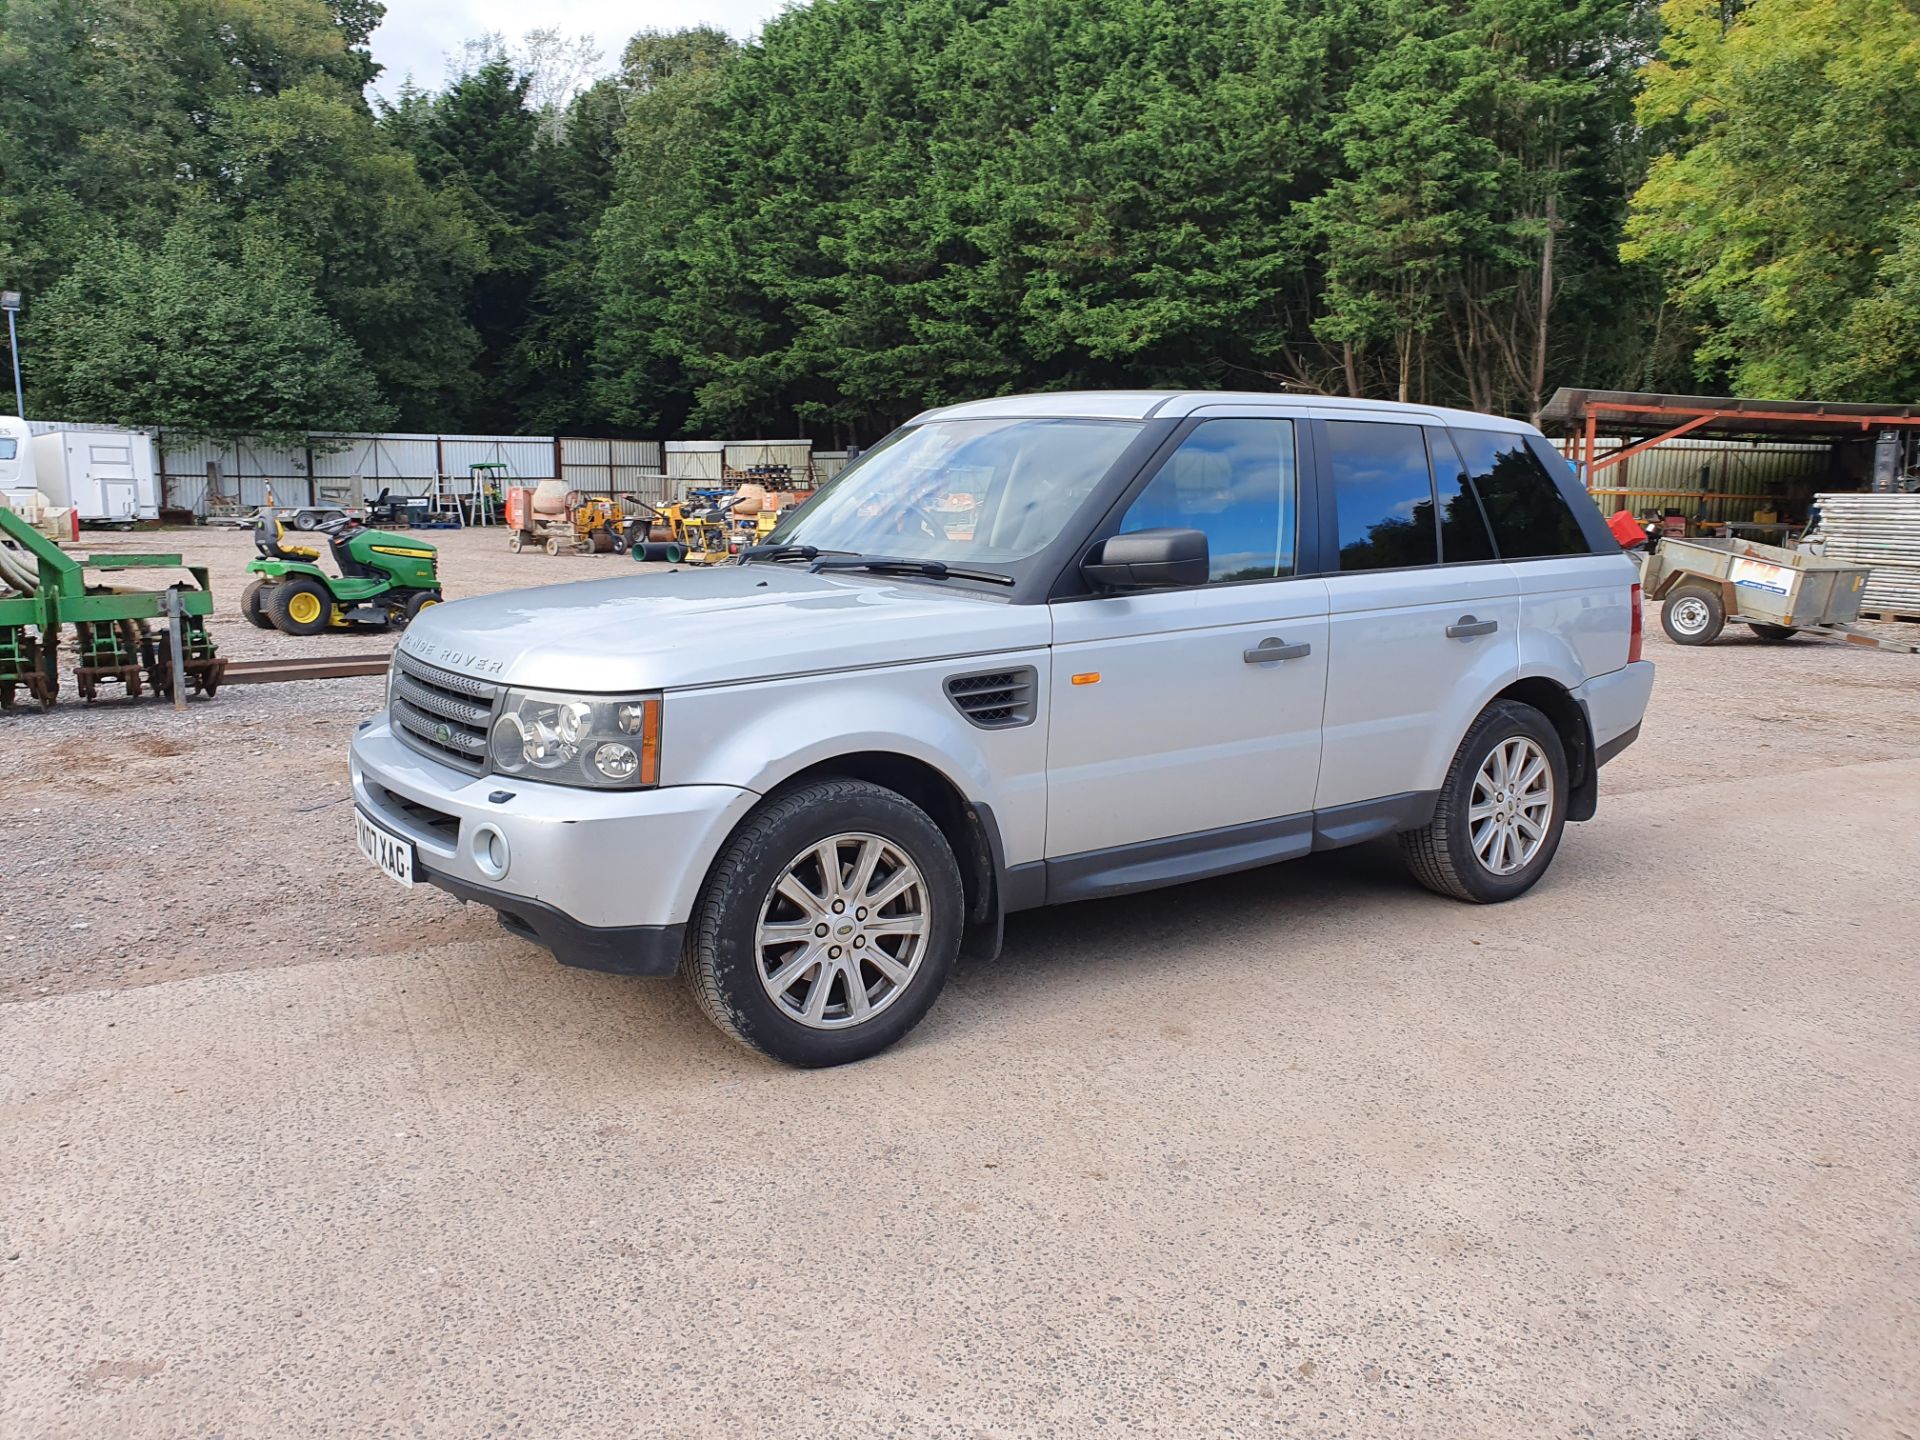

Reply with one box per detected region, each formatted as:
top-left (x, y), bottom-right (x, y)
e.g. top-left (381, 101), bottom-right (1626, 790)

top-left (1030, 792), bottom-right (1438, 908)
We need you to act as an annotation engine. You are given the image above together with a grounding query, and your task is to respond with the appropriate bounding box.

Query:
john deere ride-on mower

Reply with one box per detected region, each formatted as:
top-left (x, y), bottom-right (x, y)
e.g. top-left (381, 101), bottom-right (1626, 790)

top-left (243, 509), bottom-right (443, 635)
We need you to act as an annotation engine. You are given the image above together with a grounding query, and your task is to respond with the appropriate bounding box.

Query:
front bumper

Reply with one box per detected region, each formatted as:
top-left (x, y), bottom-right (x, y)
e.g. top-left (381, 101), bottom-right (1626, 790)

top-left (349, 715), bottom-right (758, 975)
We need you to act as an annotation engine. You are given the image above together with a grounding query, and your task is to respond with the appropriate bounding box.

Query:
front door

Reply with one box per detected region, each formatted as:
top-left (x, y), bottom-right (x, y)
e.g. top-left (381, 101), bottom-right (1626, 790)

top-left (1047, 416), bottom-right (1330, 862)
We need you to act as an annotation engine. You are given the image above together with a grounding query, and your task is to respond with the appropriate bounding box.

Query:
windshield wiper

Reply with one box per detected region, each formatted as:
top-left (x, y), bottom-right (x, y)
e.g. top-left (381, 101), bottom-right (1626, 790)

top-left (808, 554), bottom-right (1015, 587)
top-left (736, 542), bottom-right (823, 564)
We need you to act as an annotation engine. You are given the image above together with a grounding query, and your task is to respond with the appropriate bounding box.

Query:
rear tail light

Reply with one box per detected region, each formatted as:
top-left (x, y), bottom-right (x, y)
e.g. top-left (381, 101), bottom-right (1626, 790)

top-left (1628, 583), bottom-right (1644, 664)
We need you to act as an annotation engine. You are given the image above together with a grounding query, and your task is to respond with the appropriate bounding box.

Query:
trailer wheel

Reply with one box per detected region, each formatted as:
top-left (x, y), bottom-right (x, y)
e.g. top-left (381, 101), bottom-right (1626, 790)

top-left (508, 531), bottom-right (525, 554)
top-left (240, 579), bottom-right (277, 629)
top-left (545, 536), bottom-right (563, 557)
top-left (1748, 623), bottom-right (1798, 642)
top-left (1661, 584), bottom-right (1725, 645)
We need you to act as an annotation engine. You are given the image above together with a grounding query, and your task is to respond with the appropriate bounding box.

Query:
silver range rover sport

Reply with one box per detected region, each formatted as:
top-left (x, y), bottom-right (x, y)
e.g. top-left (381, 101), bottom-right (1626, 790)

top-left (351, 391), bottom-right (1654, 1067)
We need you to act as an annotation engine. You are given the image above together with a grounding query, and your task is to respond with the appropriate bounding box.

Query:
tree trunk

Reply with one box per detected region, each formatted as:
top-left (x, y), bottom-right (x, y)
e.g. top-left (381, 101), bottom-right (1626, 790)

top-left (1529, 186), bottom-right (1558, 426)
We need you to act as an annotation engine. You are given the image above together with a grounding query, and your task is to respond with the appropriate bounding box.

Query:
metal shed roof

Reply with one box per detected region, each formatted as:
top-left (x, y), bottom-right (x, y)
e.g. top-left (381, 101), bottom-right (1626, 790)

top-left (1542, 388), bottom-right (1920, 441)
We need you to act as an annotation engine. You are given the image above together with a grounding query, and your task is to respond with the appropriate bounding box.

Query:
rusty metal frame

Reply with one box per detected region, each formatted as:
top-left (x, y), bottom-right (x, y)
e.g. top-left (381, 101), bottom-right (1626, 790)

top-left (1579, 401), bottom-right (1920, 482)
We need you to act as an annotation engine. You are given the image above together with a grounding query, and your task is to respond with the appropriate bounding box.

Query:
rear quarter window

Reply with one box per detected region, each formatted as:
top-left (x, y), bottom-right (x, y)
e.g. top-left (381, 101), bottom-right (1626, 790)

top-left (1451, 428), bottom-right (1591, 559)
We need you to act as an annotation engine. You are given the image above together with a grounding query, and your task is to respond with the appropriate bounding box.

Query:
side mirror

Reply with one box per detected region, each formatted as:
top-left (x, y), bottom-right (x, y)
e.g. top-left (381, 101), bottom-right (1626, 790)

top-left (1081, 527), bottom-right (1209, 590)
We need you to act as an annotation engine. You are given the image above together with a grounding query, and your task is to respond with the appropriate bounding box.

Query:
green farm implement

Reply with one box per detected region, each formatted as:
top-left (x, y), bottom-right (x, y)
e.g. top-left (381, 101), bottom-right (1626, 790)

top-left (0, 504), bottom-right (226, 710)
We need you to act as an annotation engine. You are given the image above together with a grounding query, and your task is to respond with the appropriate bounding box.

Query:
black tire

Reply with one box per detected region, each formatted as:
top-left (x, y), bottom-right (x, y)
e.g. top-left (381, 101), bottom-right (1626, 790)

top-left (394, 590), bottom-right (442, 629)
top-left (1661, 584), bottom-right (1725, 645)
top-left (1748, 623), bottom-right (1798, 642)
top-left (268, 576), bottom-right (333, 636)
top-left (683, 778), bottom-right (965, 1067)
top-left (240, 579), bottom-right (277, 629)
top-left (1399, 699), bottom-right (1570, 904)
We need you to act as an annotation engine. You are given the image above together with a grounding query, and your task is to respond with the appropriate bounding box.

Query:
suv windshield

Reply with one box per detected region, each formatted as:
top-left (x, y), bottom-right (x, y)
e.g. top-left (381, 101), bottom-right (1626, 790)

top-left (764, 417), bottom-right (1141, 569)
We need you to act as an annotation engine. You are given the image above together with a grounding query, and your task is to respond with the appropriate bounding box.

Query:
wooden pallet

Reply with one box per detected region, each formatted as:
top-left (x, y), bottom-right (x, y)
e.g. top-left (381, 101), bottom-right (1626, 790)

top-left (1858, 610), bottom-right (1920, 625)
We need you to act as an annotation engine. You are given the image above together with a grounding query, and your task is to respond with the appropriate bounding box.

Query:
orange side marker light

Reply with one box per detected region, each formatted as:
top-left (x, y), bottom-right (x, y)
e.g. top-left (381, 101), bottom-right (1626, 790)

top-left (1070, 672), bottom-right (1101, 686)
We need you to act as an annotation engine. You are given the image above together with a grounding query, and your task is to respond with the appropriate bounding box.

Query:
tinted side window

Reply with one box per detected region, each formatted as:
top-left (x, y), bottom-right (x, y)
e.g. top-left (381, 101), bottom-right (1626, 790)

top-left (1325, 421), bottom-right (1437, 571)
top-left (1429, 429), bottom-right (1497, 563)
top-left (1451, 428), bottom-right (1589, 558)
top-left (1118, 418), bottom-right (1296, 583)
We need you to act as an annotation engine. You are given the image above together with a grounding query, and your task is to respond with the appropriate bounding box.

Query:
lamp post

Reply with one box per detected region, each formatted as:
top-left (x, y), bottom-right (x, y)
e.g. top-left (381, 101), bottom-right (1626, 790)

top-left (1, 290), bottom-right (21, 420)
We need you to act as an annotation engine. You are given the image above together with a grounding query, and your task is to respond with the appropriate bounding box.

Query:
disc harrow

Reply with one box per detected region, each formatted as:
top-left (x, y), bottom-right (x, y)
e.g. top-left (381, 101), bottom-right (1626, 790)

top-left (1, 505), bottom-right (226, 713)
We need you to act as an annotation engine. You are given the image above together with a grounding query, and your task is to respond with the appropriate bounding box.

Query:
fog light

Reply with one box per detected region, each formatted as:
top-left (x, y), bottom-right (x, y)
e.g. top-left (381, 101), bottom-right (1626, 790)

top-left (472, 823), bottom-right (510, 880)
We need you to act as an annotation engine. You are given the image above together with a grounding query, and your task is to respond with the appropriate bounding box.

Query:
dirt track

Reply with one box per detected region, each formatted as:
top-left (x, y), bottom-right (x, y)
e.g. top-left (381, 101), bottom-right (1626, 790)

top-left (2, 526), bottom-right (1917, 1436)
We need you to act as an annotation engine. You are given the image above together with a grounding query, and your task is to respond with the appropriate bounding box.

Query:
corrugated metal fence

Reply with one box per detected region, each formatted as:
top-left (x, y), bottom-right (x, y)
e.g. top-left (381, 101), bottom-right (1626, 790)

top-left (1554, 438), bottom-right (1839, 525)
top-left (556, 438), bottom-right (670, 505)
top-left (152, 432), bottom-right (668, 515)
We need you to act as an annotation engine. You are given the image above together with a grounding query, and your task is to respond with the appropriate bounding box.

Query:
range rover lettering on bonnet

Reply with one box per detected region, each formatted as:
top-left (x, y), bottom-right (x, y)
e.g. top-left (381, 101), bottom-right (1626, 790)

top-left (399, 630), bottom-right (505, 676)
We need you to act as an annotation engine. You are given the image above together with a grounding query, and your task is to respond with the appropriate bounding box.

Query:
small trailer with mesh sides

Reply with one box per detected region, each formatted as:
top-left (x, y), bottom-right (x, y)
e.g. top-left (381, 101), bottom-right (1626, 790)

top-left (1639, 534), bottom-right (1918, 653)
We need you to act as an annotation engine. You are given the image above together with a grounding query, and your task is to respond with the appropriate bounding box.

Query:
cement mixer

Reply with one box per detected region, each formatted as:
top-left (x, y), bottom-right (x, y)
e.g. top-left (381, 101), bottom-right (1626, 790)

top-left (505, 483), bottom-right (625, 556)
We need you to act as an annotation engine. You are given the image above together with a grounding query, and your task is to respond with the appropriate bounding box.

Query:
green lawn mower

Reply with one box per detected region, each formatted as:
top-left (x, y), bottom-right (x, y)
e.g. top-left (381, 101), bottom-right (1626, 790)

top-left (243, 508), bottom-right (443, 635)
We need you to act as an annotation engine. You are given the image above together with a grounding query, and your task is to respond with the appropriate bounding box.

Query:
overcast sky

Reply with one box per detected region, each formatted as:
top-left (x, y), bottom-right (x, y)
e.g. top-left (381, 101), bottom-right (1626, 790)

top-left (368, 0), bottom-right (797, 98)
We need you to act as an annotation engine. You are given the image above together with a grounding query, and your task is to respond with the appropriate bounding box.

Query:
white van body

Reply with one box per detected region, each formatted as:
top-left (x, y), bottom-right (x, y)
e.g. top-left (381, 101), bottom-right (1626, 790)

top-left (0, 415), bottom-right (34, 508)
top-left (30, 428), bottom-right (160, 525)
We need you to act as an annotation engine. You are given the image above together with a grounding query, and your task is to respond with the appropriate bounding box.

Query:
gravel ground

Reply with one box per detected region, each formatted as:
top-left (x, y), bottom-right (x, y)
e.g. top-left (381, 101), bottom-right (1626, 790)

top-left (2, 532), bottom-right (1918, 1436)
top-left (1, 529), bottom-right (671, 1002)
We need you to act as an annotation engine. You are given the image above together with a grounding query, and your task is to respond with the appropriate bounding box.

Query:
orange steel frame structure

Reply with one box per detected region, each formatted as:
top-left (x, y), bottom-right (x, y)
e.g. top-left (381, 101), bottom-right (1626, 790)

top-left (1577, 400), bottom-right (1920, 483)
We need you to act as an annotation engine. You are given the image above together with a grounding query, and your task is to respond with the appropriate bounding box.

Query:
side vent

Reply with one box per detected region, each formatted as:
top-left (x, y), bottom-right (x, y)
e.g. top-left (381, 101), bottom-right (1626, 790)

top-left (944, 666), bottom-right (1037, 729)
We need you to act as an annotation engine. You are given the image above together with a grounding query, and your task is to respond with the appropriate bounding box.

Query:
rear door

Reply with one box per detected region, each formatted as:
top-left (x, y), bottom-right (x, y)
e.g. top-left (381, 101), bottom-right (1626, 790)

top-left (1451, 428), bottom-right (1635, 680)
top-left (1047, 416), bottom-right (1329, 860)
top-left (1314, 415), bottom-right (1519, 813)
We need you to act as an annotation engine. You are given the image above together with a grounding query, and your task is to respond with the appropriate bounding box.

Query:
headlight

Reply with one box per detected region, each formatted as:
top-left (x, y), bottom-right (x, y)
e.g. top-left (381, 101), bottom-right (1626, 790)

top-left (489, 689), bottom-right (661, 789)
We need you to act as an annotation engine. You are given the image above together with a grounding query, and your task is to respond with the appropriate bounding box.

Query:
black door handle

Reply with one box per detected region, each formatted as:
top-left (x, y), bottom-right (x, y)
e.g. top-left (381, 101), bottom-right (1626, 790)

top-left (1244, 638), bottom-right (1312, 664)
top-left (1447, 615), bottom-right (1499, 638)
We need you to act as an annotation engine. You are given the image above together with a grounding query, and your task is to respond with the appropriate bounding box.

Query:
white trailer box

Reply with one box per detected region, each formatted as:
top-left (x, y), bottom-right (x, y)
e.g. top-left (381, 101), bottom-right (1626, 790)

top-left (31, 428), bottom-right (159, 525)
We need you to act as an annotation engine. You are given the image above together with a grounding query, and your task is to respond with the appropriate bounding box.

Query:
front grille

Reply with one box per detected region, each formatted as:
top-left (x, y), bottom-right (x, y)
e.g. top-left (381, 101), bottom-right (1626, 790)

top-left (945, 667), bottom-right (1037, 729)
top-left (390, 650), bottom-right (501, 773)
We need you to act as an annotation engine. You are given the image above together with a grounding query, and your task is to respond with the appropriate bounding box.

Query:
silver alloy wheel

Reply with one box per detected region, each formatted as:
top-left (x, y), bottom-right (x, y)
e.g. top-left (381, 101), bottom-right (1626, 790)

top-left (1469, 737), bottom-right (1554, 877)
top-left (754, 832), bottom-right (930, 1030)
top-left (1669, 595), bottom-right (1711, 635)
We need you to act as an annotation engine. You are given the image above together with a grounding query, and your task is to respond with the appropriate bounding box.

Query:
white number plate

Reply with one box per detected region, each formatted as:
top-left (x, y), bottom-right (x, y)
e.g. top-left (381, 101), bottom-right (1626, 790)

top-left (355, 808), bottom-right (416, 888)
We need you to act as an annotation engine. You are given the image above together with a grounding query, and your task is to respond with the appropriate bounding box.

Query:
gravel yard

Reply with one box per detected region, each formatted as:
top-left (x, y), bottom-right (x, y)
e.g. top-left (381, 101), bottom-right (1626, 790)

top-left (4, 527), bottom-right (672, 1003)
top-left (3, 527), bottom-right (1917, 1436)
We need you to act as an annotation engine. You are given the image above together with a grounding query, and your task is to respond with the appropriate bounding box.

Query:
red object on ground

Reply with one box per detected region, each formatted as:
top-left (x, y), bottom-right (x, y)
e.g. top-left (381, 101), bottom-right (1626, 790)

top-left (1607, 508), bottom-right (1645, 549)
top-left (505, 487), bottom-right (533, 532)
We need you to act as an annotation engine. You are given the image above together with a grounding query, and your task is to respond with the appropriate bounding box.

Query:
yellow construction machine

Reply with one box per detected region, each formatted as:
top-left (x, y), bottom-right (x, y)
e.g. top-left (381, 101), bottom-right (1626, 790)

top-left (622, 498), bottom-right (735, 565)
